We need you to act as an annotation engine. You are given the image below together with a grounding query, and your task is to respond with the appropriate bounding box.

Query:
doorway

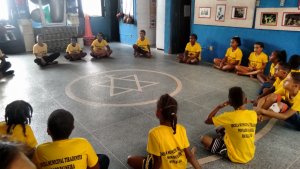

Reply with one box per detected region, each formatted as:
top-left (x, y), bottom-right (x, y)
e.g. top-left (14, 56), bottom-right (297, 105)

top-left (171, 0), bottom-right (191, 54)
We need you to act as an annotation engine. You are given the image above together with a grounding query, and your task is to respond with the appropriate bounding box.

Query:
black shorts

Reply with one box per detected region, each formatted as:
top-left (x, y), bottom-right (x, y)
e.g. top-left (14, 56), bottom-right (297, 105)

top-left (142, 154), bottom-right (154, 169)
top-left (209, 135), bottom-right (228, 158)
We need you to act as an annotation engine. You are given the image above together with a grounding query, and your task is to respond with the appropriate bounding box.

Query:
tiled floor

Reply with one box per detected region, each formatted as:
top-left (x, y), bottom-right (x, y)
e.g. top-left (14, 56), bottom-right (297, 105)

top-left (1, 43), bottom-right (299, 169)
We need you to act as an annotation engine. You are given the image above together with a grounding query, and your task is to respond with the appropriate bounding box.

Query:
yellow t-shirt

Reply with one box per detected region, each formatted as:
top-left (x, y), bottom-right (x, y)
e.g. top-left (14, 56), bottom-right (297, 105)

top-left (273, 77), bottom-right (282, 91)
top-left (147, 124), bottom-right (190, 169)
top-left (0, 122), bottom-right (37, 148)
top-left (275, 69), bottom-right (300, 93)
top-left (225, 47), bottom-right (243, 65)
top-left (248, 52), bottom-right (268, 70)
top-left (91, 39), bottom-right (108, 51)
top-left (66, 43), bottom-right (81, 54)
top-left (270, 63), bottom-right (276, 76)
top-left (185, 42), bottom-right (202, 60)
top-left (136, 38), bottom-right (150, 52)
top-left (33, 138), bottom-right (99, 169)
top-left (212, 110), bottom-right (257, 163)
top-left (275, 87), bottom-right (300, 112)
top-left (33, 43), bottom-right (48, 58)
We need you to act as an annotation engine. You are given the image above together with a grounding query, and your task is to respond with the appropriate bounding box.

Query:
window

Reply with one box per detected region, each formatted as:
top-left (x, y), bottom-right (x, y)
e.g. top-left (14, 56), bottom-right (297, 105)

top-left (27, 0), bottom-right (67, 26)
top-left (0, 0), bottom-right (9, 20)
top-left (82, 0), bottom-right (102, 16)
top-left (122, 0), bottom-right (133, 15)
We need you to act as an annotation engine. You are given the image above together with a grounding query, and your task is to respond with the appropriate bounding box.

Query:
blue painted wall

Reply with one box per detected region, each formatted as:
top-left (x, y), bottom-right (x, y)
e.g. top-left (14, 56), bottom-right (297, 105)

top-left (119, 0), bottom-right (137, 45)
top-left (89, 0), bottom-right (120, 41)
top-left (90, 16), bottom-right (111, 38)
top-left (189, 0), bottom-right (300, 64)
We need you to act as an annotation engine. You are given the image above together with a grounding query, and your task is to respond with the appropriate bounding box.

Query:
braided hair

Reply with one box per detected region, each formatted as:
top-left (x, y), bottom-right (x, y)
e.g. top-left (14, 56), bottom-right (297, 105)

top-left (157, 94), bottom-right (178, 134)
top-left (5, 100), bottom-right (33, 137)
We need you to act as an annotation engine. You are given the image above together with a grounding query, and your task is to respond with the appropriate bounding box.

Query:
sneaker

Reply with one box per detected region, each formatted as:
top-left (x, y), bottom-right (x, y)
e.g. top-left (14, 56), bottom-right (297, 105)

top-left (64, 55), bottom-right (70, 60)
top-left (34, 58), bottom-right (42, 66)
top-left (219, 146), bottom-right (227, 157)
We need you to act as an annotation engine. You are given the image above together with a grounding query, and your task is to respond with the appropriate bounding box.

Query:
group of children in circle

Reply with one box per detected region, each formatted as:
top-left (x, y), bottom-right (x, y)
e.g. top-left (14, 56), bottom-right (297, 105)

top-left (32, 30), bottom-right (152, 67)
top-left (1, 29), bottom-right (300, 169)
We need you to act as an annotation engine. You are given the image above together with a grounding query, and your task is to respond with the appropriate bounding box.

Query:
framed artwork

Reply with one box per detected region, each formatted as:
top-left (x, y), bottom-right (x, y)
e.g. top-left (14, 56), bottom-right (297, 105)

top-left (215, 4), bottom-right (226, 22)
top-left (194, 0), bottom-right (256, 28)
top-left (282, 12), bottom-right (300, 27)
top-left (231, 6), bottom-right (247, 20)
top-left (199, 7), bottom-right (211, 18)
top-left (260, 12), bottom-right (278, 26)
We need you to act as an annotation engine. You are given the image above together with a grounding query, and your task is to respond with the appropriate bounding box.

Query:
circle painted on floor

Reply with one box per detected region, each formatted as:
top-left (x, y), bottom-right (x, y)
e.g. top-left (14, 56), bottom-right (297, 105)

top-left (65, 69), bottom-right (182, 107)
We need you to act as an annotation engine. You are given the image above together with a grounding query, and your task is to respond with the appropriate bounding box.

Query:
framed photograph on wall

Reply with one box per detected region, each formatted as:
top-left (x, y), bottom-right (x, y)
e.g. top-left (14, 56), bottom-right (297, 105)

top-left (260, 12), bottom-right (278, 26)
top-left (215, 4), bottom-right (226, 22)
top-left (199, 7), bottom-right (211, 18)
top-left (231, 6), bottom-right (247, 20)
top-left (282, 12), bottom-right (300, 27)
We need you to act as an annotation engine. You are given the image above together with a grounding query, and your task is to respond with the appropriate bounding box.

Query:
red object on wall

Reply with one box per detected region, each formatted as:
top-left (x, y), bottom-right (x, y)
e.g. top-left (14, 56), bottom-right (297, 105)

top-left (83, 15), bottom-right (95, 46)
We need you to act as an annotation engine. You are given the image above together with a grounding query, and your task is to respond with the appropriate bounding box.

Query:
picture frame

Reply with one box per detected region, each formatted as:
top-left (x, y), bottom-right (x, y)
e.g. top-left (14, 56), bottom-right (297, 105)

top-left (199, 7), bottom-right (211, 18)
top-left (260, 12), bottom-right (278, 26)
top-left (215, 4), bottom-right (226, 22)
top-left (231, 6), bottom-right (247, 20)
top-left (282, 12), bottom-right (300, 27)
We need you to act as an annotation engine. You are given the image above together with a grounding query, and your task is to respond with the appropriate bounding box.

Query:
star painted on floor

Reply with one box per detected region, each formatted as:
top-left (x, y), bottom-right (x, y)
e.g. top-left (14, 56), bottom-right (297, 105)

top-left (93, 74), bottom-right (159, 96)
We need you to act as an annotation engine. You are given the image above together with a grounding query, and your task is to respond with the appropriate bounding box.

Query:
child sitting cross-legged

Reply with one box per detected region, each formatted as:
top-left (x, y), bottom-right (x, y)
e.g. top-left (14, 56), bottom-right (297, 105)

top-left (201, 87), bottom-right (257, 164)
top-left (90, 33), bottom-right (113, 59)
top-left (235, 42), bottom-right (268, 77)
top-left (177, 34), bottom-right (202, 64)
top-left (133, 30), bottom-right (151, 58)
top-left (213, 36), bottom-right (243, 71)
top-left (65, 37), bottom-right (87, 61)
top-left (127, 94), bottom-right (201, 169)
top-left (33, 34), bottom-right (60, 67)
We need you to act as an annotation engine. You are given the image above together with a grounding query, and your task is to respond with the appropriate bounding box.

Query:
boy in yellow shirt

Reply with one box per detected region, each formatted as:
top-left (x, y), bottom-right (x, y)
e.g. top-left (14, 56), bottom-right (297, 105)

top-left (33, 34), bottom-right (60, 67)
top-left (0, 100), bottom-right (37, 156)
top-left (177, 34), bottom-right (202, 64)
top-left (235, 42), bottom-right (268, 77)
top-left (214, 36), bottom-right (243, 71)
top-left (273, 55), bottom-right (300, 92)
top-left (133, 30), bottom-right (151, 58)
top-left (0, 49), bottom-right (14, 78)
top-left (33, 109), bottom-right (110, 169)
top-left (127, 94), bottom-right (201, 169)
top-left (65, 37), bottom-right (87, 61)
top-left (256, 62), bottom-right (291, 100)
top-left (257, 50), bottom-right (286, 85)
top-left (201, 87), bottom-right (257, 163)
top-left (255, 72), bottom-right (300, 130)
top-left (90, 33), bottom-right (112, 59)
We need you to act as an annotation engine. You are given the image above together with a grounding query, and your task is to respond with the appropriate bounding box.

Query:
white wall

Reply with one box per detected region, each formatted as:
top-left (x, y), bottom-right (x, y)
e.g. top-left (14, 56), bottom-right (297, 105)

top-left (156, 0), bottom-right (165, 49)
top-left (136, 0), bottom-right (156, 46)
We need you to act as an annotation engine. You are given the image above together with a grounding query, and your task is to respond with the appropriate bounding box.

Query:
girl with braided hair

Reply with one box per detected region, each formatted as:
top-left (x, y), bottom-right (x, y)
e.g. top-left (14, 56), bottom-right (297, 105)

top-left (127, 94), bottom-right (201, 169)
top-left (0, 100), bottom-right (37, 155)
